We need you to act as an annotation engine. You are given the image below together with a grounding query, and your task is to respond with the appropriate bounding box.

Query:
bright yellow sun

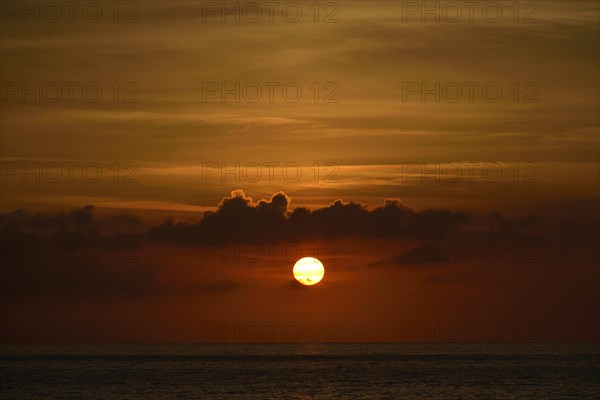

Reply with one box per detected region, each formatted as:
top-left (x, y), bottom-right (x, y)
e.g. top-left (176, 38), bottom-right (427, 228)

top-left (293, 257), bottom-right (325, 286)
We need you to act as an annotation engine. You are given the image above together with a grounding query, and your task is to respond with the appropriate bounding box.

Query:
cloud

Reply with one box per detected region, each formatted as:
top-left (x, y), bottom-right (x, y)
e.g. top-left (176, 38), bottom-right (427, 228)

top-left (2, 191), bottom-right (596, 299)
top-left (283, 279), bottom-right (308, 290)
top-left (0, 205), bottom-right (144, 237)
top-left (147, 190), bottom-right (469, 244)
top-left (0, 205), bottom-right (237, 299)
top-left (369, 241), bottom-right (453, 267)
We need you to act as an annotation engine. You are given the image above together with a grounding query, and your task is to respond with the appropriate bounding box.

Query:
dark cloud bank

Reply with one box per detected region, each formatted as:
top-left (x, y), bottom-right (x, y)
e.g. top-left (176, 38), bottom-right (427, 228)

top-left (147, 189), bottom-right (469, 243)
top-left (0, 190), bottom-right (466, 298)
top-left (1, 190), bottom-right (596, 298)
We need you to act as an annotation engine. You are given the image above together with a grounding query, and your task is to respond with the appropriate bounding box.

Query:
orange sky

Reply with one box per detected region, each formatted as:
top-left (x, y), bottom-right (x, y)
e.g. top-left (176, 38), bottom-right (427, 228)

top-left (1, 0), bottom-right (598, 343)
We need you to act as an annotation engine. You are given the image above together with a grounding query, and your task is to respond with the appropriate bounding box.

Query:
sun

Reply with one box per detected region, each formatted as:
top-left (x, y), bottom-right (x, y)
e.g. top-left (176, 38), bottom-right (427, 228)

top-left (293, 257), bottom-right (325, 286)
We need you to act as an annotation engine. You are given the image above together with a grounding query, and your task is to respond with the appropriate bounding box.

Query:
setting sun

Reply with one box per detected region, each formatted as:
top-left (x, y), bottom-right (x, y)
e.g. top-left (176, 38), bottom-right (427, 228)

top-left (293, 257), bottom-right (325, 286)
top-left (1, 1), bottom-right (598, 398)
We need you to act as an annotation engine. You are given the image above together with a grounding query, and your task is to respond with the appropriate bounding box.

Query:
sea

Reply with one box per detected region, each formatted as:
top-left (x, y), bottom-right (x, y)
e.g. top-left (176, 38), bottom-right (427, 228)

top-left (1, 343), bottom-right (599, 399)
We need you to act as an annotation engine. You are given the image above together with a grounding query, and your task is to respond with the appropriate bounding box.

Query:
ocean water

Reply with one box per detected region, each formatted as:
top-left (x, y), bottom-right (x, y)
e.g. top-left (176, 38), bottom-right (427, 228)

top-left (1, 343), bottom-right (599, 399)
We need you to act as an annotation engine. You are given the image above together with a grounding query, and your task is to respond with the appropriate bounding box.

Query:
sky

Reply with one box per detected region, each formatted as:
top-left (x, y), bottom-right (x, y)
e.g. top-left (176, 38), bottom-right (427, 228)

top-left (0, 0), bottom-right (598, 343)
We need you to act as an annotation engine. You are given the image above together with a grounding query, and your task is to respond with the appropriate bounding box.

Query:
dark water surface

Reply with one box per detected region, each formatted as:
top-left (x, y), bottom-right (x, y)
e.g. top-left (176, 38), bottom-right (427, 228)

top-left (1, 343), bottom-right (599, 399)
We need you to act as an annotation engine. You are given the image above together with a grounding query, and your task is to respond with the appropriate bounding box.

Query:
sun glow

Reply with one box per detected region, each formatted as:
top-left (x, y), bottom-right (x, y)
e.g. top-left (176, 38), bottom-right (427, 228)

top-left (293, 257), bottom-right (325, 286)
